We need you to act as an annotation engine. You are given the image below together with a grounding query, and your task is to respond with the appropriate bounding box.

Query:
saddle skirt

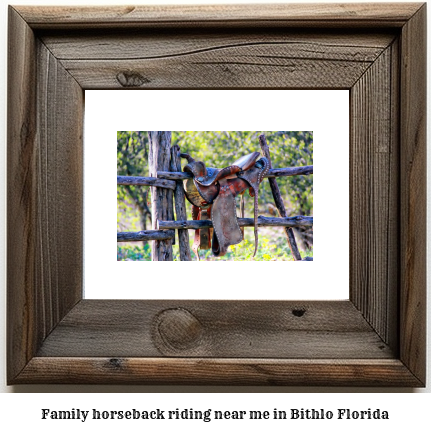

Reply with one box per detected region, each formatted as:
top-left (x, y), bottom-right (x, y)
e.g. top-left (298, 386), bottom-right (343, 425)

top-left (180, 152), bottom-right (269, 258)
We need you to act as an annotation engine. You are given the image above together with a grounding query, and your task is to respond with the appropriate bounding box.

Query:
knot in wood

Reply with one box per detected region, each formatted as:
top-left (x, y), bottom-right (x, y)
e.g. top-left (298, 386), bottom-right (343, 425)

top-left (116, 71), bottom-right (150, 87)
top-left (154, 308), bottom-right (203, 351)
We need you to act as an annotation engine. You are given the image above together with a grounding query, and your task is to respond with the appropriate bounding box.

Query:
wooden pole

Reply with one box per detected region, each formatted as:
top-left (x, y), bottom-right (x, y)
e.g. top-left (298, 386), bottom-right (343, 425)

top-left (117, 175), bottom-right (176, 190)
top-left (148, 131), bottom-right (174, 261)
top-left (157, 165), bottom-right (313, 181)
top-left (267, 166), bottom-right (313, 178)
top-left (117, 230), bottom-right (175, 242)
top-left (259, 134), bottom-right (302, 261)
top-left (157, 215), bottom-right (313, 230)
top-left (170, 144), bottom-right (192, 261)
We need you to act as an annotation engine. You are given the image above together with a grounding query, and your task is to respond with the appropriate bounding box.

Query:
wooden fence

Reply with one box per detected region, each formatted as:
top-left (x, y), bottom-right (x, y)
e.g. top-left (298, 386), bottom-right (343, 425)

top-left (117, 133), bottom-right (313, 261)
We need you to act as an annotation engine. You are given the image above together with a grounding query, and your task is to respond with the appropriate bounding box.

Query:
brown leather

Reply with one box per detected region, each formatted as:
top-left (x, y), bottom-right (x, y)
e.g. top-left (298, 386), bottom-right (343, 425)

top-left (199, 208), bottom-right (211, 250)
top-left (211, 178), bottom-right (243, 257)
top-left (184, 176), bottom-right (218, 208)
top-left (181, 152), bottom-right (269, 258)
top-left (191, 205), bottom-right (201, 259)
top-left (188, 152), bottom-right (260, 187)
top-left (191, 205), bottom-right (212, 260)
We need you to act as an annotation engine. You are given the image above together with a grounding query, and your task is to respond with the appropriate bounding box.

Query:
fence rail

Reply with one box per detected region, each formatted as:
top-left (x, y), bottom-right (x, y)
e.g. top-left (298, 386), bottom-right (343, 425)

top-left (117, 175), bottom-right (176, 190)
top-left (117, 165), bottom-right (313, 190)
top-left (117, 230), bottom-right (175, 242)
top-left (157, 216), bottom-right (313, 230)
top-left (118, 216), bottom-right (312, 242)
top-left (157, 165), bottom-right (313, 181)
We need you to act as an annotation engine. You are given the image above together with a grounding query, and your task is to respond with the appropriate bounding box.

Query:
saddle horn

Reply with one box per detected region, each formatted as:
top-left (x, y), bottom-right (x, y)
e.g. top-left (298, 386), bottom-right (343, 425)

top-left (179, 153), bottom-right (195, 163)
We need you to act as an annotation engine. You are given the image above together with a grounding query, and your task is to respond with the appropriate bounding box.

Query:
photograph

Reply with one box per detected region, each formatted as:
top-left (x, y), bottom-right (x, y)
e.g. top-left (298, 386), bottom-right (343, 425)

top-left (117, 131), bottom-right (313, 262)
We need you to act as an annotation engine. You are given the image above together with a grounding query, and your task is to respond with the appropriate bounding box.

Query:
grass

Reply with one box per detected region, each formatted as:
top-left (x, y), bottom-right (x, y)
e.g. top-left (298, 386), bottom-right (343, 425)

top-left (117, 243), bottom-right (151, 261)
top-left (117, 229), bottom-right (313, 261)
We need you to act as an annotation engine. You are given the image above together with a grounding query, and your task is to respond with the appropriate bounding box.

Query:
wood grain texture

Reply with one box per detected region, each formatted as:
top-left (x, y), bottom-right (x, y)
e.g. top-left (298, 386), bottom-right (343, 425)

top-left (7, 6), bottom-right (38, 381)
top-left (16, 3), bottom-right (423, 29)
top-left (41, 31), bottom-right (394, 60)
top-left (350, 45), bottom-right (398, 350)
top-left (117, 175), bottom-right (176, 190)
top-left (117, 230), bottom-right (175, 242)
top-left (386, 38), bottom-right (401, 354)
top-left (267, 166), bottom-right (313, 178)
top-left (399, 4), bottom-right (427, 385)
top-left (55, 37), bottom-right (391, 89)
top-left (7, 6), bottom-right (84, 383)
top-left (148, 132), bottom-right (174, 261)
top-left (35, 40), bottom-right (84, 336)
top-left (36, 300), bottom-right (393, 359)
top-left (170, 144), bottom-right (192, 261)
top-left (37, 28), bottom-right (395, 90)
top-left (15, 358), bottom-right (422, 386)
top-left (7, 3), bottom-right (427, 386)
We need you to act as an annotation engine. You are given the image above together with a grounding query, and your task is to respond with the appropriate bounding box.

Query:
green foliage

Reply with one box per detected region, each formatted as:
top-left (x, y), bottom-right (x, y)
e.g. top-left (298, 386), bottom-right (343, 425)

top-left (117, 186), bottom-right (141, 232)
top-left (117, 131), bottom-right (152, 233)
top-left (117, 244), bottom-right (151, 261)
top-left (117, 131), bottom-right (149, 177)
top-left (200, 237), bottom-right (291, 261)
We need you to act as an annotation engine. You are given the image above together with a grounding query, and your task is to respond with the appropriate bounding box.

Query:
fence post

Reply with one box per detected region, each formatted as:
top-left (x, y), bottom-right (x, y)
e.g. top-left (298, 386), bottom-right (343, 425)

top-left (148, 131), bottom-right (174, 261)
top-left (259, 134), bottom-right (302, 261)
top-left (170, 144), bottom-right (192, 261)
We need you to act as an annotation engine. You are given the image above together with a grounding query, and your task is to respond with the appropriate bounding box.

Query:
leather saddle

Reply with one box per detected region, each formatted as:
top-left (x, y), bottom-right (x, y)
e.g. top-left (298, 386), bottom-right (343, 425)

top-left (180, 151), bottom-right (269, 259)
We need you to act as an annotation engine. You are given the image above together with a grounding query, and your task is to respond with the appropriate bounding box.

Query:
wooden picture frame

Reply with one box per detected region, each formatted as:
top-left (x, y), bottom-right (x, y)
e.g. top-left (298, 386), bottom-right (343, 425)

top-left (7, 3), bottom-right (426, 386)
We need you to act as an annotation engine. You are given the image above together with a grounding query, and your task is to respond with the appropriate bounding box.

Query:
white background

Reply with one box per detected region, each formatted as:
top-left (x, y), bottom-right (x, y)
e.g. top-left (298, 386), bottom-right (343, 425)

top-left (85, 90), bottom-right (349, 300)
top-left (0, 0), bottom-right (429, 426)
